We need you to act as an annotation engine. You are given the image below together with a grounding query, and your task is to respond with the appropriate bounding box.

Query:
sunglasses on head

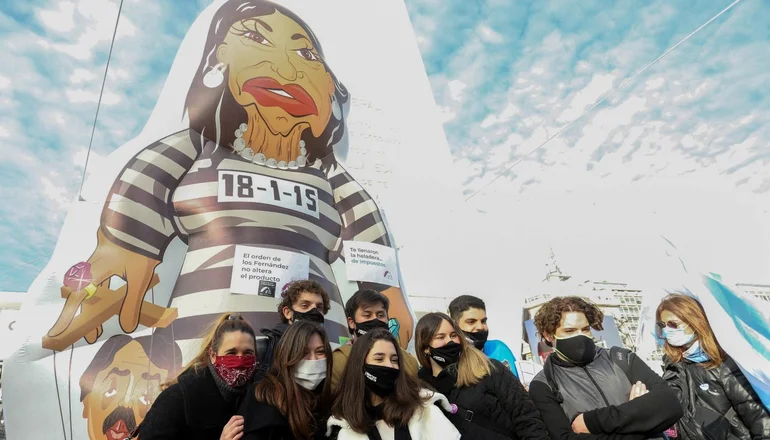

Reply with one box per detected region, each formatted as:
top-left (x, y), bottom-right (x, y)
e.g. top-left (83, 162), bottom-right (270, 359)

top-left (656, 320), bottom-right (687, 330)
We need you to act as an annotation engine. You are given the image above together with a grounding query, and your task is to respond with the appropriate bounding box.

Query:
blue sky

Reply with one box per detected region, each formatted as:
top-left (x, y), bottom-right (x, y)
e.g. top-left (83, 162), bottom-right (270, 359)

top-left (1, 0), bottom-right (769, 292)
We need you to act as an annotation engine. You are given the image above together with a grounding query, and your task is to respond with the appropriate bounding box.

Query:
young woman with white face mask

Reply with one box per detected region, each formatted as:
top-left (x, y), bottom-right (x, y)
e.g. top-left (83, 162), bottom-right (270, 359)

top-left (238, 321), bottom-right (332, 440)
top-left (658, 294), bottom-right (770, 440)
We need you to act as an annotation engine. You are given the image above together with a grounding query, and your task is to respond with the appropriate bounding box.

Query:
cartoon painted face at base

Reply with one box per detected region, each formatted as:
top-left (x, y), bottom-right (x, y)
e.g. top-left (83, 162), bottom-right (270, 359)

top-left (82, 341), bottom-right (169, 440)
top-left (218, 12), bottom-right (335, 138)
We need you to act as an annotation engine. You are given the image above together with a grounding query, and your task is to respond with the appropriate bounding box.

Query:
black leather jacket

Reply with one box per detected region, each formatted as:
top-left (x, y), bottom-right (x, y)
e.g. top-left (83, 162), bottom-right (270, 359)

top-left (663, 356), bottom-right (770, 440)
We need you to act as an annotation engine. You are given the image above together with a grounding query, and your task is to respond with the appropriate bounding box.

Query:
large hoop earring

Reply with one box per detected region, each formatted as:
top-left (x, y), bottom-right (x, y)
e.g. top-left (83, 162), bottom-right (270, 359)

top-left (203, 62), bottom-right (226, 88)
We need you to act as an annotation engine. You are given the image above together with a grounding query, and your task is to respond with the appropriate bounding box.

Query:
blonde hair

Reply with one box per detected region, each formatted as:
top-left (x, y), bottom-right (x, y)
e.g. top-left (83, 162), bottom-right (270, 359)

top-left (162, 313), bottom-right (256, 389)
top-left (656, 294), bottom-right (726, 369)
top-left (415, 312), bottom-right (491, 387)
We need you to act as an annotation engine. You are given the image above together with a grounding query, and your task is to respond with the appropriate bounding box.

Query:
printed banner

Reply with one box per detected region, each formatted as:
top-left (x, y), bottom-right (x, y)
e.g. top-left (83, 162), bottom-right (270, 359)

top-left (230, 245), bottom-right (310, 297)
top-left (1, 0), bottom-right (442, 438)
top-left (343, 241), bottom-right (400, 288)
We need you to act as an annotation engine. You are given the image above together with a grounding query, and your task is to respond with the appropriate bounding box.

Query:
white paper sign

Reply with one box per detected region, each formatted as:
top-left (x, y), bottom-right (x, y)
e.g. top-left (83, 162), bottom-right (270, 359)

top-left (343, 241), bottom-right (400, 288)
top-left (230, 245), bottom-right (310, 297)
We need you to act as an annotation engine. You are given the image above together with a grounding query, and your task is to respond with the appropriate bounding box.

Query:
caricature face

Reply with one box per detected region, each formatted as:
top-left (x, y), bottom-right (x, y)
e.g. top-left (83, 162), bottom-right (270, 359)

top-left (82, 341), bottom-right (170, 440)
top-left (218, 11), bottom-right (335, 137)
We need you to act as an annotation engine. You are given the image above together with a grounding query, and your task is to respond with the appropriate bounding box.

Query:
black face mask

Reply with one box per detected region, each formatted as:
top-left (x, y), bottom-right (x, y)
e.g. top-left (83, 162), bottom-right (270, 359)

top-left (429, 341), bottom-right (462, 367)
top-left (292, 308), bottom-right (324, 324)
top-left (465, 330), bottom-right (489, 351)
top-left (364, 364), bottom-right (400, 397)
top-left (354, 318), bottom-right (389, 337)
top-left (554, 334), bottom-right (596, 364)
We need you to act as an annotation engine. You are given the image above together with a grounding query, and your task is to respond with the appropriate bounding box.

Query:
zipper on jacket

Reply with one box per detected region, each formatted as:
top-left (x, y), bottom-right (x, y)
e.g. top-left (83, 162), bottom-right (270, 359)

top-left (583, 366), bottom-right (610, 406)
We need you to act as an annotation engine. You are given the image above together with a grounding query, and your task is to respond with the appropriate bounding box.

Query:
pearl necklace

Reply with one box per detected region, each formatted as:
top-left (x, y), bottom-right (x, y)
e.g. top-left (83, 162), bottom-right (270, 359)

top-left (232, 123), bottom-right (307, 169)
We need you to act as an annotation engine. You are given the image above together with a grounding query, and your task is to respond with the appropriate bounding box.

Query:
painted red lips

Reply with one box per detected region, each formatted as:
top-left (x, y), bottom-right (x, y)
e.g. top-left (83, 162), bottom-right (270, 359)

top-left (242, 77), bottom-right (318, 117)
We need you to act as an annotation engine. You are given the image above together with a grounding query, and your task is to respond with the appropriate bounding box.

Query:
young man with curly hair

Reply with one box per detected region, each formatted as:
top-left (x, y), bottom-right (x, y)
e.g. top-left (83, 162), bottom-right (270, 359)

top-left (529, 296), bottom-right (682, 440)
top-left (257, 280), bottom-right (331, 375)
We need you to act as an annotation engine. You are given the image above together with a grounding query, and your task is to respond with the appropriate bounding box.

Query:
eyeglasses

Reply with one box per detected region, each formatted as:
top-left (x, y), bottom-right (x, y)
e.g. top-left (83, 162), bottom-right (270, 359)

top-left (656, 320), bottom-right (687, 330)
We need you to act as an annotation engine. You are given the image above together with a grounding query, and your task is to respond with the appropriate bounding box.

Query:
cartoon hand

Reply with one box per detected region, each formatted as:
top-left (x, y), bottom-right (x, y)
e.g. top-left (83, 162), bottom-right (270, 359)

top-left (50, 228), bottom-right (160, 336)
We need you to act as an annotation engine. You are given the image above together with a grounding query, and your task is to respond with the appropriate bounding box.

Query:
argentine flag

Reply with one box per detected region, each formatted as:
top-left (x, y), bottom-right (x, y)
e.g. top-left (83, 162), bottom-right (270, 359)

top-left (638, 237), bottom-right (770, 411)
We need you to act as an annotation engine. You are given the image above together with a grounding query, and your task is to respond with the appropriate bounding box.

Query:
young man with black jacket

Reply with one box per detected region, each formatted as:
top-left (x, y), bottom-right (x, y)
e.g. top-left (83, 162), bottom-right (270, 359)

top-left (528, 296), bottom-right (683, 440)
top-left (257, 280), bottom-right (330, 375)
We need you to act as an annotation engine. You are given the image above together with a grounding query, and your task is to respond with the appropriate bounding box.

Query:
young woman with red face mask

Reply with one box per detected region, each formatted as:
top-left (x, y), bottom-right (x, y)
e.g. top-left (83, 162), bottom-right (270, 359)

top-left (135, 313), bottom-right (258, 440)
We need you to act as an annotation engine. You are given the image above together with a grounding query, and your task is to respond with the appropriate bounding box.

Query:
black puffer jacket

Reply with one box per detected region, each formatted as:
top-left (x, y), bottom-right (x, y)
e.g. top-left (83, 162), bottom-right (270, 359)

top-left (419, 359), bottom-right (549, 440)
top-left (663, 355), bottom-right (770, 440)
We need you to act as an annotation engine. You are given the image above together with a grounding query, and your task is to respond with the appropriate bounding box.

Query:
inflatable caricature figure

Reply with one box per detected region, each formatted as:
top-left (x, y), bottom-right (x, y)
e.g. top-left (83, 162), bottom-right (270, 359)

top-left (44, 0), bottom-right (414, 359)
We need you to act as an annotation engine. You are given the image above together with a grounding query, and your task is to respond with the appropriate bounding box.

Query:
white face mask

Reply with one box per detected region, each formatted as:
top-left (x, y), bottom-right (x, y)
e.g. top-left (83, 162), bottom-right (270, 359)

top-left (662, 325), bottom-right (695, 347)
top-left (294, 358), bottom-right (327, 390)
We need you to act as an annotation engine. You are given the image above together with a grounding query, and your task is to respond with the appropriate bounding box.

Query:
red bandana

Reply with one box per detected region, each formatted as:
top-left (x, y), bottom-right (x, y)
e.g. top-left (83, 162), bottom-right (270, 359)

top-left (213, 355), bottom-right (256, 387)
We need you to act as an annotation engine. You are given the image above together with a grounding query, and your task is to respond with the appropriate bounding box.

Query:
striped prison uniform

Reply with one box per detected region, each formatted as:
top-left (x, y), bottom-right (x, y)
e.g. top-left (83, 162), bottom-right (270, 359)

top-left (100, 129), bottom-right (393, 359)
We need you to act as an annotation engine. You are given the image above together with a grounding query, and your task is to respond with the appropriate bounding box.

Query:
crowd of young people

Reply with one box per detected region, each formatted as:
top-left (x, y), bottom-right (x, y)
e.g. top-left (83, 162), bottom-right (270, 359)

top-left (132, 280), bottom-right (769, 440)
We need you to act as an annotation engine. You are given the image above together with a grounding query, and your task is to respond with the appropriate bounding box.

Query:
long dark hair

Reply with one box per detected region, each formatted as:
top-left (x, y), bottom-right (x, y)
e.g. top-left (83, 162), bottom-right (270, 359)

top-left (163, 313), bottom-right (255, 389)
top-left (331, 329), bottom-right (427, 433)
top-left (415, 312), bottom-right (490, 387)
top-left (185, 0), bottom-right (349, 165)
top-left (253, 321), bottom-right (332, 439)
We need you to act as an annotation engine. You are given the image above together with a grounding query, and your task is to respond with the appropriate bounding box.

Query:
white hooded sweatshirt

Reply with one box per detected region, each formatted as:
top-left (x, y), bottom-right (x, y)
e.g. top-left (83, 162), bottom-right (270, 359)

top-left (326, 389), bottom-right (461, 440)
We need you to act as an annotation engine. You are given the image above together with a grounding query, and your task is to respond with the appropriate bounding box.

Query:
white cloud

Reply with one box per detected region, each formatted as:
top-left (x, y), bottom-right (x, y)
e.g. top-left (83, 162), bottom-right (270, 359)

top-left (0, 125), bottom-right (9, 139)
top-left (480, 103), bottom-right (519, 129)
top-left (53, 0), bottom-right (138, 60)
top-left (53, 112), bottom-right (66, 127)
top-left (108, 68), bottom-right (130, 81)
top-left (447, 79), bottom-right (467, 102)
top-left (69, 68), bottom-right (97, 84)
top-left (557, 73), bottom-right (617, 123)
top-left (438, 105), bottom-right (456, 123)
top-left (37, 1), bottom-right (76, 33)
top-left (645, 77), bottom-right (665, 91)
top-left (0, 76), bottom-right (10, 90)
top-left (39, 176), bottom-right (72, 212)
top-left (72, 147), bottom-right (106, 173)
top-left (66, 88), bottom-right (122, 105)
top-left (476, 24), bottom-right (504, 44)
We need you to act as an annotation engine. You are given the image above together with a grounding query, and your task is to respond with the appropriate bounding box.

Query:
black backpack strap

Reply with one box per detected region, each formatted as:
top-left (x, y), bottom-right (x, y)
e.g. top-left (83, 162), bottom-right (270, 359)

top-left (542, 357), bottom-right (564, 403)
top-left (609, 346), bottom-right (634, 382)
